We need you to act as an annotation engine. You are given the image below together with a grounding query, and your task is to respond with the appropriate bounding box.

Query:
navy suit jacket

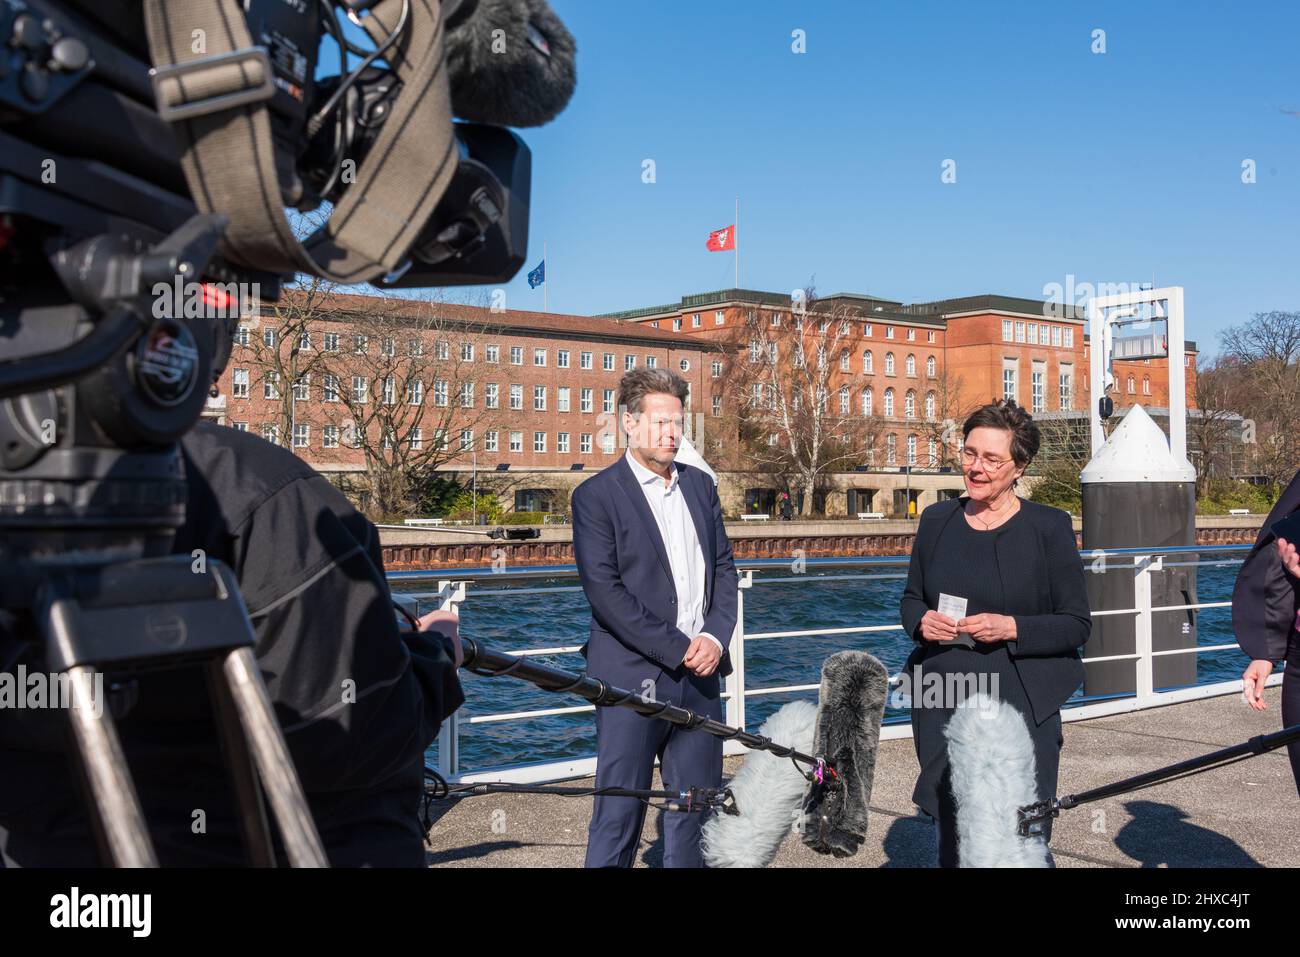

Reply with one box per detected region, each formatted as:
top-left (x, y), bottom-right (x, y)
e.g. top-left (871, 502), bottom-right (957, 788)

top-left (571, 455), bottom-right (739, 689)
top-left (1232, 468), bottom-right (1300, 665)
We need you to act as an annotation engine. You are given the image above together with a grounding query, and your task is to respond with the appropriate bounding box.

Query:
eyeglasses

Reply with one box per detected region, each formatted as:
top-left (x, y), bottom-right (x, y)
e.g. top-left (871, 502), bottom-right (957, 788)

top-left (960, 448), bottom-right (1013, 472)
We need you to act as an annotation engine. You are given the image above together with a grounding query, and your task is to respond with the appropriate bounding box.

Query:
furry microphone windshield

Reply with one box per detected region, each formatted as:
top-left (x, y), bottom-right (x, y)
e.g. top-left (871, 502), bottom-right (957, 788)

top-left (945, 693), bottom-right (1051, 867)
top-left (700, 700), bottom-right (817, 868)
top-left (801, 651), bottom-right (889, 857)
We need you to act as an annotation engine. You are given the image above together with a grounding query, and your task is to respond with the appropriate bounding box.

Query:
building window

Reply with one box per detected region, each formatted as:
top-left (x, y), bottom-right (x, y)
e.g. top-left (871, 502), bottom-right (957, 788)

top-left (232, 421), bottom-right (248, 432)
top-left (603, 389), bottom-right (615, 414)
top-left (907, 434), bottom-right (917, 465)
top-left (433, 380), bottom-right (449, 407)
top-left (883, 388), bottom-right (895, 417)
top-left (927, 330), bottom-right (936, 343)
top-left (558, 349), bottom-right (570, 368)
top-left (926, 356), bottom-right (936, 377)
top-left (581, 351), bottom-right (593, 370)
top-left (558, 387), bottom-right (571, 412)
top-left (1002, 319), bottom-right (1013, 342)
top-left (581, 388), bottom-right (593, 413)
top-left (459, 342), bottom-right (473, 362)
top-left (886, 433), bottom-right (896, 465)
top-left (839, 386), bottom-right (850, 414)
top-left (864, 323), bottom-right (872, 337)
top-left (557, 432), bottom-right (570, 453)
top-left (712, 360), bottom-right (722, 378)
top-left (1031, 365), bottom-right (1045, 413)
top-left (534, 431), bottom-right (546, 453)
top-left (863, 350), bottom-right (873, 374)
top-left (534, 347), bottom-right (546, 367)
top-left (1014, 322), bottom-right (1026, 343)
top-left (320, 425), bottom-right (337, 449)
top-left (712, 395), bottom-right (722, 416)
top-left (1064, 328), bottom-right (1074, 348)
top-left (600, 433), bottom-right (615, 454)
top-left (1051, 326), bottom-right (1062, 347)
top-left (381, 376), bottom-right (395, 406)
top-left (486, 383), bottom-right (499, 409)
top-left (460, 429), bottom-right (474, 451)
top-left (1040, 325), bottom-right (1050, 346)
top-left (460, 382), bottom-right (474, 407)
top-left (906, 328), bottom-right (916, 341)
top-left (885, 353), bottom-right (895, 376)
top-left (1027, 323), bottom-right (1037, 344)
top-left (262, 423), bottom-right (279, 445)
top-left (679, 358), bottom-right (690, 373)
top-left (352, 376), bottom-right (368, 403)
top-left (624, 354), bottom-right (636, 371)
top-left (603, 353), bottom-right (615, 371)
top-left (1059, 368), bottom-right (1072, 410)
top-left (1002, 360), bottom-right (1017, 401)
top-left (646, 355), bottom-right (657, 368)
top-left (580, 433), bottom-right (592, 454)
top-left (317, 332), bottom-right (335, 352)
top-left (377, 337), bottom-right (393, 357)
top-left (1127, 374), bottom-right (1135, 394)
top-left (510, 346), bottom-right (523, 365)
top-left (232, 368), bottom-right (249, 398)
top-left (293, 424), bottom-right (309, 449)
top-left (534, 385), bottom-right (547, 411)
top-left (509, 431), bottom-right (523, 453)
top-left (925, 391), bottom-right (936, 419)
top-left (235, 326), bottom-right (250, 347)
top-left (673, 318), bottom-right (683, 331)
top-left (264, 372), bottom-right (280, 400)
top-left (322, 374), bottom-right (339, 402)
top-left (886, 326), bottom-right (895, 340)
top-left (485, 430), bottom-right (499, 452)
top-left (862, 387), bottom-right (873, 416)
top-left (408, 380), bottom-right (424, 405)
top-left (1143, 376), bottom-right (1151, 395)
top-left (292, 375), bottom-right (311, 402)
top-left (263, 328), bottom-right (276, 349)
top-left (295, 330), bottom-right (311, 351)
top-left (904, 390), bottom-right (916, 418)
top-left (905, 354), bottom-right (916, 377)
top-left (353, 334), bottom-right (368, 354)
top-left (509, 384), bottom-right (523, 410)
top-left (487, 344), bottom-right (500, 364)
top-left (714, 311), bottom-right (725, 325)
top-left (410, 429), bottom-right (423, 451)
top-left (692, 314), bottom-right (702, 329)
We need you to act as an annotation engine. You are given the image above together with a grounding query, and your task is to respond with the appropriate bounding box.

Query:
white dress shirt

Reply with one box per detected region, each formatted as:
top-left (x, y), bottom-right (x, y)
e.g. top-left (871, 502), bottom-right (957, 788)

top-left (624, 450), bottom-right (722, 661)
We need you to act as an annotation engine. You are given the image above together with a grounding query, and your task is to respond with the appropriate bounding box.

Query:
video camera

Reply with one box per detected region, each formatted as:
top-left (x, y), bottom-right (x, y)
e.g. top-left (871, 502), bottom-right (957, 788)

top-left (0, 0), bottom-right (574, 600)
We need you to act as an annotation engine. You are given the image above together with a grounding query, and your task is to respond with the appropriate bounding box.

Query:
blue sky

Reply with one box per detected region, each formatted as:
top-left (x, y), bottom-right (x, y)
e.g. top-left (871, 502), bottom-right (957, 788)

top-left (337, 1), bottom-right (1300, 355)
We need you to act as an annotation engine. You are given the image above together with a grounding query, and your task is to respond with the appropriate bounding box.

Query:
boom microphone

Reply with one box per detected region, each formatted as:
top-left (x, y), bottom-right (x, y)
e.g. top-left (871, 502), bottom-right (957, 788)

top-left (945, 693), bottom-right (1050, 867)
top-left (443, 0), bottom-right (577, 127)
top-left (701, 651), bottom-right (889, 867)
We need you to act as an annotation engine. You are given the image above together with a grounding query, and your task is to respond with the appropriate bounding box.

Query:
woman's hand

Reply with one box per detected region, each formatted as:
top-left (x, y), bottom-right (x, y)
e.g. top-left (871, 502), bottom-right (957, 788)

top-left (417, 608), bottom-right (464, 669)
top-left (919, 610), bottom-right (959, 642)
top-left (957, 613), bottom-right (1017, 644)
top-left (1277, 537), bottom-right (1300, 578)
top-left (1242, 659), bottom-right (1273, 711)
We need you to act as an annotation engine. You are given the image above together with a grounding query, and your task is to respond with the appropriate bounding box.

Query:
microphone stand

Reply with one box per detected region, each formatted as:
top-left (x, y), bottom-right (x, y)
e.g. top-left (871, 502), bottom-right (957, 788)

top-left (1018, 723), bottom-right (1300, 835)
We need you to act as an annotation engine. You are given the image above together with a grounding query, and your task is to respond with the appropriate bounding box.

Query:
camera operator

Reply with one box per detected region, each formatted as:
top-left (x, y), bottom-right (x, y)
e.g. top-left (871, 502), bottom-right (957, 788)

top-left (0, 419), bottom-right (464, 867)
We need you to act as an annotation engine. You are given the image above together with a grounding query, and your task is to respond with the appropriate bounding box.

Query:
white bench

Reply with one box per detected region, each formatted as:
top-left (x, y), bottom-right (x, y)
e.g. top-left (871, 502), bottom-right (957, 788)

top-left (740, 514), bottom-right (770, 521)
top-left (857, 512), bottom-right (885, 520)
top-left (1229, 508), bottom-right (1250, 516)
top-left (403, 517), bottom-right (445, 526)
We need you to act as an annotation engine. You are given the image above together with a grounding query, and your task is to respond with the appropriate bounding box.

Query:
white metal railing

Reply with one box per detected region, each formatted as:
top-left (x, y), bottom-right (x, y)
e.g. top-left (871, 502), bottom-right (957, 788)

top-left (397, 544), bottom-right (1283, 786)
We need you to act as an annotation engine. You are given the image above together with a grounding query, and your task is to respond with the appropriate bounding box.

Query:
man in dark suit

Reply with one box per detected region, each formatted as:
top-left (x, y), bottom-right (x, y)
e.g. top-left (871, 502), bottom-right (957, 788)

top-left (571, 368), bottom-right (738, 867)
top-left (1233, 468), bottom-right (1300, 796)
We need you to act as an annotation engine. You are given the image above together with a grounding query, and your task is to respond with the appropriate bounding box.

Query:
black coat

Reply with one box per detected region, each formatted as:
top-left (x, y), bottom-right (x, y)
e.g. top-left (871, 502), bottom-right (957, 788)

top-left (1231, 469), bottom-right (1300, 665)
top-left (900, 497), bottom-right (1092, 725)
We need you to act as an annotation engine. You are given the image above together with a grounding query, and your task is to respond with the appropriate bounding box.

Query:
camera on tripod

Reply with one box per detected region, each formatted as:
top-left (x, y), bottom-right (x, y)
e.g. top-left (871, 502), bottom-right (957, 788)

top-left (0, 0), bottom-right (573, 866)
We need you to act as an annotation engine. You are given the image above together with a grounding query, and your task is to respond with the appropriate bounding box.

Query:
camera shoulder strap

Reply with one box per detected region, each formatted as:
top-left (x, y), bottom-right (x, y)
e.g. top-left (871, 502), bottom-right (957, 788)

top-left (143, 0), bottom-right (458, 284)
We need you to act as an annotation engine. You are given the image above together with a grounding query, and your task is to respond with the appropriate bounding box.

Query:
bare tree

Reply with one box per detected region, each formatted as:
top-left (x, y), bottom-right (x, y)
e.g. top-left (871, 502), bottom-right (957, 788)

top-left (316, 294), bottom-right (520, 519)
top-left (1219, 310), bottom-right (1300, 484)
top-left (912, 363), bottom-right (970, 470)
top-left (1188, 356), bottom-right (1248, 494)
top-left (720, 288), bottom-right (884, 517)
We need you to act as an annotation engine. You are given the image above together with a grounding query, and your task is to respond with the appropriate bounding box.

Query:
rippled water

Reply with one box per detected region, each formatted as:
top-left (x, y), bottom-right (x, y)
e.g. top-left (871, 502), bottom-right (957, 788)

top-left (398, 560), bottom-right (1246, 772)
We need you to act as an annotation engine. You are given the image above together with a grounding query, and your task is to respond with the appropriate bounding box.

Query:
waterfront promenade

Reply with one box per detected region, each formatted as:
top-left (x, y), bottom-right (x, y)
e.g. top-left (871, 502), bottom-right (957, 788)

top-left (423, 687), bottom-right (1298, 867)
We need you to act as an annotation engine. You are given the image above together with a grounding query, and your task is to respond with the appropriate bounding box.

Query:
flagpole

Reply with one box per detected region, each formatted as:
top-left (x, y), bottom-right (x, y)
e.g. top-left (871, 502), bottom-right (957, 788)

top-left (543, 240), bottom-right (548, 312)
top-left (734, 195), bottom-right (740, 289)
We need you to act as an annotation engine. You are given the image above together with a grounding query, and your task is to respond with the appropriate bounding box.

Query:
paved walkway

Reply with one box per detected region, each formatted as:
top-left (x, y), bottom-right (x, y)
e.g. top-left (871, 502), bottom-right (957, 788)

top-left (423, 688), bottom-right (1298, 867)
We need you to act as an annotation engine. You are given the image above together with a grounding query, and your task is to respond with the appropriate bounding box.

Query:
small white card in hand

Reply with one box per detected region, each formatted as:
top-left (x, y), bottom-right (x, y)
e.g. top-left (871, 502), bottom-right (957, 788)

top-left (937, 593), bottom-right (974, 646)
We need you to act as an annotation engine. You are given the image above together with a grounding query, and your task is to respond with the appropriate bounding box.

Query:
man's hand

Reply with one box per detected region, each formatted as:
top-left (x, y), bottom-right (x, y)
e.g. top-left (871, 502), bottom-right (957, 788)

top-left (417, 608), bottom-right (464, 669)
top-left (682, 635), bottom-right (722, 677)
top-left (1242, 659), bottom-right (1273, 711)
top-left (1277, 537), bottom-right (1300, 578)
top-left (919, 610), bottom-right (958, 642)
top-left (957, 613), bottom-right (1017, 644)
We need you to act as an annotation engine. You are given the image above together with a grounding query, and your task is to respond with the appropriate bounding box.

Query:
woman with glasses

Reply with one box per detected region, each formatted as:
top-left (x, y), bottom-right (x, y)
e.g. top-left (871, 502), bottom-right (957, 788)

top-left (899, 399), bottom-right (1091, 866)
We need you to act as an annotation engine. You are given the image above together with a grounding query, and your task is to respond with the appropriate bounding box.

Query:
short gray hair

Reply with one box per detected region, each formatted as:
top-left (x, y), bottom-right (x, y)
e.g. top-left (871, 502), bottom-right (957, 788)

top-left (618, 367), bottom-right (689, 416)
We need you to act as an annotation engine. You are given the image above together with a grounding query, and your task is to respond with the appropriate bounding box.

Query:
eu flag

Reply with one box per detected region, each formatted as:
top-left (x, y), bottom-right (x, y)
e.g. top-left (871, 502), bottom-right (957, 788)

top-left (527, 260), bottom-right (545, 288)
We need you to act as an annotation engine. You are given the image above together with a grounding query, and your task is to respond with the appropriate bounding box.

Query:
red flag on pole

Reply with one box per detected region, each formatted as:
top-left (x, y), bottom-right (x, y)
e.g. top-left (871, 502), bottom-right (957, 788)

top-left (706, 224), bottom-right (736, 252)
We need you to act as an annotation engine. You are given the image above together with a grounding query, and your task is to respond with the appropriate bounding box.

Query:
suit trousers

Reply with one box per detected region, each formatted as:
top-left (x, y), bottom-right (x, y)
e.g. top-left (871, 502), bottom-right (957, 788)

top-left (584, 669), bottom-right (722, 868)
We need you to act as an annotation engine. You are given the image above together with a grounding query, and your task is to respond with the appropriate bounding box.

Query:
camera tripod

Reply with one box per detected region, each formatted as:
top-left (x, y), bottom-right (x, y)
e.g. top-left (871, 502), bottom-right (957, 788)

top-left (33, 555), bottom-right (328, 867)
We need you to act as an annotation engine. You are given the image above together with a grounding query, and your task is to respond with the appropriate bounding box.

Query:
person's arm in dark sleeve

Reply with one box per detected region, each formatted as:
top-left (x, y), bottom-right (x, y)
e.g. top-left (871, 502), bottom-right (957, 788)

top-left (700, 478), bottom-right (738, 650)
top-left (1232, 487), bottom-right (1300, 663)
top-left (900, 514), bottom-right (930, 643)
top-left (235, 474), bottom-right (460, 794)
top-left (1007, 511), bottom-right (1092, 659)
top-left (571, 482), bottom-right (693, 666)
